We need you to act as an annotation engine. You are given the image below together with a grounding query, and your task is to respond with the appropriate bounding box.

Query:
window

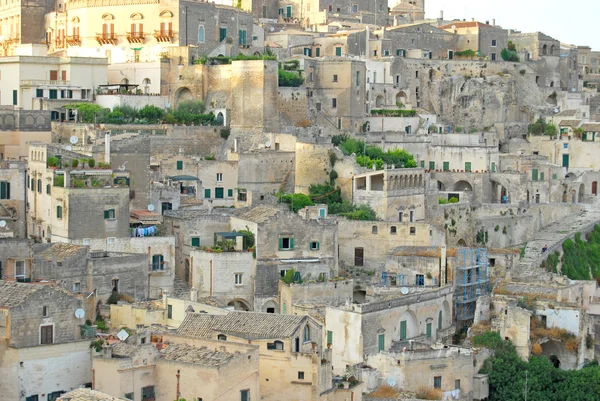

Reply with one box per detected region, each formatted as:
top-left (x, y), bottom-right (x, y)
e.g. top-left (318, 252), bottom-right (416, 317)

top-left (36, 88), bottom-right (43, 98)
top-left (405, 125), bottom-right (412, 134)
top-left (46, 184), bottom-right (51, 195)
top-left (438, 310), bottom-right (443, 330)
top-left (0, 181), bottom-right (10, 199)
top-left (152, 254), bottom-right (164, 270)
top-left (378, 333), bottom-right (385, 351)
top-left (429, 161), bottom-right (435, 171)
top-left (410, 227), bottom-right (416, 235)
top-left (198, 25), bottom-right (205, 42)
top-left (26, 396), bottom-right (39, 401)
top-left (433, 376), bottom-right (442, 389)
top-left (73, 282), bottom-right (80, 292)
top-left (491, 162), bottom-right (496, 173)
top-left (443, 161), bottom-right (450, 171)
top-left (228, 189), bottom-right (233, 197)
top-left (332, 98), bottom-right (337, 108)
top-left (124, 394), bottom-right (134, 400)
top-left (372, 225), bottom-right (378, 234)
top-left (15, 261), bottom-right (25, 281)
top-left (219, 27), bottom-right (227, 42)
top-left (176, 160), bottom-right (183, 170)
top-left (310, 241), bottom-right (320, 250)
top-left (415, 71), bottom-right (419, 78)
top-left (455, 379), bottom-right (461, 390)
top-left (491, 39), bottom-right (497, 47)
top-left (104, 209), bottom-right (115, 219)
top-left (235, 273), bottom-right (243, 285)
top-left (491, 53), bottom-right (496, 61)
top-left (112, 278), bottom-right (119, 292)
top-left (42, 306), bottom-right (49, 317)
top-left (285, 5), bottom-right (292, 18)
top-left (216, 173), bottom-right (223, 182)
top-left (141, 386), bottom-right (155, 401)
top-left (298, 371), bottom-right (305, 380)
top-left (400, 320), bottom-right (407, 340)
top-left (335, 47), bottom-right (342, 56)
top-left (12, 90), bottom-right (17, 105)
top-left (532, 169), bottom-right (539, 181)
top-left (465, 162), bottom-right (472, 172)
top-left (49, 89), bottom-right (57, 99)
top-left (239, 29), bottom-right (247, 45)
top-left (333, 74), bottom-right (338, 82)
top-left (540, 172), bottom-right (545, 181)
top-left (40, 325), bottom-right (53, 344)
top-left (278, 7), bottom-right (284, 15)
top-left (238, 190), bottom-right (247, 201)
top-left (191, 237), bottom-right (200, 247)
top-left (563, 143), bottom-right (569, 149)
top-left (240, 390), bottom-right (250, 401)
top-left (215, 187), bottom-right (224, 199)
top-left (390, 226), bottom-right (397, 234)
top-left (37, 179), bottom-right (41, 193)
top-left (218, 334), bottom-right (227, 341)
top-left (303, 47), bottom-right (311, 57)
top-left (56, 206), bottom-right (63, 219)
top-left (426, 322), bottom-right (432, 338)
top-left (47, 392), bottom-right (64, 401)
top-left (315, 47), bottom-right (320, 57)
top-left (167, 304), bottom-right (173, 319)
top-left (267, 340), bottom-right (283, 350)
top-left (327, 330), bottom-right (333, 345)
top-left (204, 188), bottom-right (211, 199)
top-left (279, 236), bottom-right (294, 250)
top-left (352, 4), bottom-right (358, 12)
top-left (303, 325), bottom-right (310, 342)
top-left (416, 274), bottom-right (424, 286)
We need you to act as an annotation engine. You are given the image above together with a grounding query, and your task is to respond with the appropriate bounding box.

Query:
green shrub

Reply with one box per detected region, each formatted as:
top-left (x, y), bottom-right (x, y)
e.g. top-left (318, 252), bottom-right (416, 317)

top-left (455, 49), bottom-right (477, 58)
top-left (278, 69), bottom-right (304, 87)
top-left (501, 48), bottom-right (520, 62)
top-left (278, 193), bottom-right (314, 213)
top-left (282, 269), bottom-right (296, 284)
top-left (448, 197), bottom-right (459, 204)
top-left (528, 118), bottom-right (557, 136)
top-left (455, 126), bottom-right (463, 133)
top-left (220, 128), bottom-right (231, 139)
top-left (54, 175), bottom-right (64, 187)
top-left (370, 109), bottom-right (417, 117)
top-left (71, 159), bottom-right (79, 168)
top-left (47, 156), bottom-right (60, 167)
top-left (439, 197), bottom-right (448, 204)
top-left (88, 158), bottom-right (95, 168)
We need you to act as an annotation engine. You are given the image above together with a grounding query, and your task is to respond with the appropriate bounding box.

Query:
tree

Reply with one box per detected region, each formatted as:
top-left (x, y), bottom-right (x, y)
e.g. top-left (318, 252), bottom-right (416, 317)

top-left (278, 193), bottom-right (314, 213)
top-left (501, 48), bottom-right (520, 62)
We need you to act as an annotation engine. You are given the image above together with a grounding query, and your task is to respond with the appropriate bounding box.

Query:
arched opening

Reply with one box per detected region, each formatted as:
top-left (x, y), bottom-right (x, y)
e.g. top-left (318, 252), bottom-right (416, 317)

top-left (437, 181), bottom-right (446, 191)
top-left (550, 45), bottom-right (555, 56)
top-left (429, 69), bottom-right (434, 83)
top-left (547, 91), bottom-right (557, 106)
top-left (453, 180), bottom-right (473, 192)
top-left (375, 95), bottom-right (384, 107)
top-left (566, 173), bottom-right (576, 180)
top-left (527, 190), bottom-right (530, 203)
top-left (120, 78), bottom-right (129, 85)
top-left (142, 78), bottom-right (151, 94)
top-left (216, 112), bottom-right (224, 126)
top-left (398, 310), bottom-right (419, 340)
top-left (542, 44), bottom-right (547, 56)
top-left (174, 87), bottom-right (193, 106)
top-left (353, 290), bottom-right (366, 303)
top-left (549, 355), bottom-right (560, 368)
top-left (303, 325), bottom-right (311, 341)
top-left (396, 91), bottom-right (407, 106)
top-left (562, 190), bottom-right (568, 203)
top-left (217, 334), bottom-right (227, 341)
top-left (457, 238), bottom-right (467, 247)
top-left (262, 300), bottom-right (278, 313)
top-left (227, 299), bottom-right (250, 311)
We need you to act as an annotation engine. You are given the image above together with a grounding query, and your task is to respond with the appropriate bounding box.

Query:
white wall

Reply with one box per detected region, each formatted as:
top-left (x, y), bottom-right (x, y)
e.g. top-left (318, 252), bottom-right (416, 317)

top-left (107, 62), bottom-right (162, 95)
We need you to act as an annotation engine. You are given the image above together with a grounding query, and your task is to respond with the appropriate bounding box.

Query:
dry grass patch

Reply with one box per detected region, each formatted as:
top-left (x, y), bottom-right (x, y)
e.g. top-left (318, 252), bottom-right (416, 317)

top-left (415, 387), bottom-right (443, 400)
top-left (368, 385), bottom-right (398, 398)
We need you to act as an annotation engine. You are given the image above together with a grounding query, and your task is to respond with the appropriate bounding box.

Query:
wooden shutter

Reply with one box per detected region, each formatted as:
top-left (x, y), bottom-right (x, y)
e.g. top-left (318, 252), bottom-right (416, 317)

top-left (41, 325), bottom-right (53, 344)
top-left (103, 24), bottom-right (107, 36)
top-left (131, 23), bottom-right (135, 34)
top-left (50, 70), bottom-right (58, 80)
top-left (278, 238), bottom-right (283, 250)
top-left (139, 23), bottom-right (143, 35)
top-left (110, 23), bottom-right (114, 37)
top-left (104, 210), bottom-right (109, 219)
top-left (61, 71), bottom-right (66, 81)
top-left (168, 22), bottom-right (172, 33)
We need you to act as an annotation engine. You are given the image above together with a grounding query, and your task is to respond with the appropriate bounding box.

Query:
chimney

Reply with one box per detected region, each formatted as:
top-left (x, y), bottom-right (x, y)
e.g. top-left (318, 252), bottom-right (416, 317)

top-left (485, 20), bottom-right (489, 25)
top-left (105, 132), bottom-right (111, 164)
top-left (365, 26), bottom-right (370, 58)
top-left (64, 170), bottom-right (70, 188)
top-left (102, 343), bottom-right (112, 359)
top-left (162, 290), bottom-right (169, 310)
top-left (471, 18), bottom-right (475, 22)
top-left (492, 19), bottom-right (496, 27)
top-left (439, 10), bottom-right (443, 20)
top-left (190, 287), bottom-right (198, 303)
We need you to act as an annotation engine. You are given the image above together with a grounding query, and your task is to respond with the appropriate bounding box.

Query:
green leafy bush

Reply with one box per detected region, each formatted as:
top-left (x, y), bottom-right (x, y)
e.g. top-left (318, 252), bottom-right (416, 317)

top-left (455, 49), bottom-right (477, 58)
top-left (370, 109), bottom-right (417, 117)
top-left (338, 138), bottom-right (417, 169)
top-left (278, 193), bottom-right (314, 212)
top-left (47, 156), bottom-right (60, 167)
top-left (501, 48), bottom-right (520, 62)
top-left (71, 159), bottom-right (79, 168)
top-left (278, 69), bottom-right (304, 87)
top-left (87, 158), bottom-right (95, 168)
top-left (528, 118), bottom-right (557, 136)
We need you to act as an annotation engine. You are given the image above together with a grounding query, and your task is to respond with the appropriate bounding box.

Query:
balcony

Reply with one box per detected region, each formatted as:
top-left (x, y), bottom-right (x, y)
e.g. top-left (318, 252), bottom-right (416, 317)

top-left (126, 31), bottom-right (145, 44)
top-left (153, 30), bottom-right (174, 43)
top-left (0, 33), bottom-right (19, 45)
top-left (96, 33), bottom-right (117, 45)
top-left (55, 38), bottom-right (66, 49)
top-left (149, 262), bottom-right (170, 273)
top-left (21, 79), bottom-right (71, 87)
top-left (66, 35), bottom-right (81, 46)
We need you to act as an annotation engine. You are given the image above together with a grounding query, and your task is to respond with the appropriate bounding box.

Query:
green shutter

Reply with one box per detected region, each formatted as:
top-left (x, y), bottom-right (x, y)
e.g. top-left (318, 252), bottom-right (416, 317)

top-left (532, 169), bottom-right (539, 181)
top-left (420, 160), bottom-right (425, 168)
top-left (562, 154), bottom-right (569, 168)
top-left (335, 47), bottom-right (342, 56)
top-left (57, 206), bottom-right (62, 219)
top-left (191, 237), bottom-right (200, 247)
top-left (12, 90), bottom-right (17, 105)
top-left (315, 48), bottom-right (320, 57)
top-left (491, 162), bottom-right (496, 172)
top-left (465, 162), bottom-right (471, 172)
top-left (426, 323), bottom-right (432, 338)
top-left (227, 189), bottom-right (233, 197)
top-left (289, 237), bottom-right (294, 250)
top-left (204, 189), bottom-right (211, 199)
top-left (0, 182), bottom-right (9, 199)
top-left (400, 321), bottom-right (407, 340)
top-left (176, 161), bottom-right (183, 170)
top-left (552, 174), bottom-right (557, 180)
top-left (540, 172), bottom-right (545, 181)
top-left (429, 161), bottom-right (435, 170)
top-left (316, 242), bottom-right (320, 250)
top-left (443, 162), bottom-right (450, 171)
top-left (378, 334), bottom-right (385, 351)
top-left (278, 238), bottom-right (283, 250)
top-left (327, 330), bottom-right (333, 344)
top-left (104, 210), bottom-right (110, 219)
top-left (215, 187), bottom-right (224, 199)
top-left (438, 311), bottom-right (443, 330)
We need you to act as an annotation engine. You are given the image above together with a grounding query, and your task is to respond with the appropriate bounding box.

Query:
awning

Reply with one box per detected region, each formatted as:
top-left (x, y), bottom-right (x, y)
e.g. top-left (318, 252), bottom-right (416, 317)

top-left (169, 175), bottom-right (200, 181)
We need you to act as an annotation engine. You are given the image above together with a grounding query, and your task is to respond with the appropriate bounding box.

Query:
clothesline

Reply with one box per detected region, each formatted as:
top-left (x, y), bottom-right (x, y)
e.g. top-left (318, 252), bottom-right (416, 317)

top-left (131, 225), bottom-right (157, 237)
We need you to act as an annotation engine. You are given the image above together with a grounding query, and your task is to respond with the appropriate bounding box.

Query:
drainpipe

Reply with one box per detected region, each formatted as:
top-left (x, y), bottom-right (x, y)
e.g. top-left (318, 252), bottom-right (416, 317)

top-left (176, 369), bottom-right (181, 400)
top-left (209, 259), bottom-right (213, 296)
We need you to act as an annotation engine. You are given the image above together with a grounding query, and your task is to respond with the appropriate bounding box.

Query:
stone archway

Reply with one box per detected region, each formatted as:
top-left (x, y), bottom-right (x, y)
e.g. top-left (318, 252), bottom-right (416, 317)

top-left (398, 309), bottom-right (419, 340)
top-left (457, 238), bottom-right (467, 247)
top-left (375, 95), bottom-right (384, 107)
top-left (174, 87), bottom-right (193, 106)
top-left (453, 180), bottom-right (473, 192)
top-left (396, 91), bottom-right (407, 106)
top-left (216, 112), bottom-right (224, 126)
top-left (437, 181), bottom-right (446, 191)
top-left (227, 298), bottom-right (251, 311)
top-left (262, 299), bottom-right (278, 313)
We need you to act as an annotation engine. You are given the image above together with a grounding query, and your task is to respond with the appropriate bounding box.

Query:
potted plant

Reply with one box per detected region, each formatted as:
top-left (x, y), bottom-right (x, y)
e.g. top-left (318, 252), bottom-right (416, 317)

top-left (311, 341), bottom-right (317, 350)
top-left (327, 343), bottom-right (332, 349)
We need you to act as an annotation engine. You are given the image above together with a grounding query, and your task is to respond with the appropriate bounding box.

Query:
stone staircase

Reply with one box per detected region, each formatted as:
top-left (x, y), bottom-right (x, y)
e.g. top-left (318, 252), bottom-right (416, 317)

top-left (172, 278), bottom-right (191, 300)
top-left (517, 200), bottom-right (600, 280)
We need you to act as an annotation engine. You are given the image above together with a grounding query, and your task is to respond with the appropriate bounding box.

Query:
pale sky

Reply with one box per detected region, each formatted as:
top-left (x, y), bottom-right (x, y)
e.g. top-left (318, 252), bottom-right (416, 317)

top-left (424, 0), bottom-right (600, 51)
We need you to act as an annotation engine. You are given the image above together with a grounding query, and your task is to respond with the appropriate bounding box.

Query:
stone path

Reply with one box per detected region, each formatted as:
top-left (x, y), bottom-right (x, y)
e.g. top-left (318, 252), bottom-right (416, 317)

top-left (172, 278), bottom-right (191, 299)
top-left (517, 200), bottom-right (600, 280)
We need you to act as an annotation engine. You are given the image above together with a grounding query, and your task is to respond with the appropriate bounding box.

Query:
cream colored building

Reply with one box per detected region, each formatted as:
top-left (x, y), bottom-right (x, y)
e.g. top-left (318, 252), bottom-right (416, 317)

top-left (93, 333), bottom-right (260, 401)
top-left (0, 52), bottom-right (107, 117)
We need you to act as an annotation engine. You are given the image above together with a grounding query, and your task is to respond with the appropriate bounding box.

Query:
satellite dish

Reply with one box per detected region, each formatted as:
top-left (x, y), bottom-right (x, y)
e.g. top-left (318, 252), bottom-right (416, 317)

top-left (553, 108), bottom-right (559, 114)
top-left (75, 308), bottom-right (85, 319)
top-left (265, 141), bottom-right (271, 148)
top-left (269, 27), bottom-right (275, 32)
top-left (69, 136), bottom-right (79, 144)
top-left (65, 145), bottom-right (72, 151)
top-left (400, 287), bottom-right (409, 295)
top-left (0, 220), bottom-right (6, 228)
top-left (117, 329), bottom-right (130, 341)
top-left (147, 204), bottom-right (155, 212)
top-left (387, 378), bottom-right (396, 387)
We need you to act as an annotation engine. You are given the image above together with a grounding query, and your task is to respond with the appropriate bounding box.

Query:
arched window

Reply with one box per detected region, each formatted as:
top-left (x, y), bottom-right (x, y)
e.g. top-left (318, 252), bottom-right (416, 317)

top-left (71, 17), bottom-right (80, 39)
top-left (303, 325), bottom-right (310, 342)
top-left (198, 25), bottom-right (205, 43)
top-left (390, 226), bottom-right (397, 234)
top-left (217, 334), bottom-right (227, 341)
top-left (274, 340), bottom-right (284, 350)
top-left (372, 225), bottom-right (378, 234)
top-left (438, 310), bottom-right (443, 330)
top-left (101, 14), bottom-right (115, 39)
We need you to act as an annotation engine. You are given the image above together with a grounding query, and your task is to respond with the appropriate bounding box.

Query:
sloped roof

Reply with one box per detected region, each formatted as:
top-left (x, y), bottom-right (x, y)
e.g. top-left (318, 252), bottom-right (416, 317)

top-left (556, 109), bottom-right (578, 117)
top-left (558, 120), bottom-right (581, 128)
top-left (37, 243), bottom-right (86, 262)
top-left (0, 281), bottom-right (69, 308)
top-left (439, 21), bottom-right (493, 30)
top-left (391, 2), bottom-right (422, 12)
top-left (178, 312), bottom-right (307, 340)
top-left (159, 343), bottom-right (234, 366)
top-left (581, 123), bottom-right (600, 132)
top-left (239, 206), bottom-right (282, 223)
top-left (58, 389), bottom-right (128, 401)
top-left (111, 342), bottom-right (138, 358)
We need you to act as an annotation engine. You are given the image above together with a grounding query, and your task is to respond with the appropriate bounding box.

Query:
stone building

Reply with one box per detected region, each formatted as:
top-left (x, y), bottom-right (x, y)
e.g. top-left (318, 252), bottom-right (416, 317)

top-left (46, 0), bottom-right (257, 63)
top-left (0, 108), bottom-right (52, 160)
top-left (0, 160), bottom-right (27, 238)
top-left (440, 21), bottom-right (508, 61)
top-left (58, 388), bottom-right (129, 401)
top-left (0, 237), bottom-right (30, 280)
top-left (389, 0), bottom-right (425, 23)
top-left (0, 52), bottom-right (107, 118)
top-left (93, 332), bottom-right (259, 401)
top-left (353, 167), bottom-right (427, 221)
top-left (0, 0), bottom-right (54, 56)
top-left (508, 31), bottom-right (560, 61)
top-left (325, 285), bottom-right (454, 375)
top-left (383, 23), bottom-right (457, 60)
top-left (230, 205), bottom-right (338, 312)
top-left (178, 311), bottom-right (334, 401)
top-left (0, 281), bottom-right (92, 401)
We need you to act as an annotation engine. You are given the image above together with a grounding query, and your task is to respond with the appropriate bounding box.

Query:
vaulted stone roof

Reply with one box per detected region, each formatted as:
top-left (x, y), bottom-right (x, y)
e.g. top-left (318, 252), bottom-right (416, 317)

top-left (239, 206), bottom-right (283, 223)
top-left (159, 343), bottom-right (234, 366)
top-left (0, 281), bottom-right (71, 308)
top-left (58, 389), bottom-right (128, 401)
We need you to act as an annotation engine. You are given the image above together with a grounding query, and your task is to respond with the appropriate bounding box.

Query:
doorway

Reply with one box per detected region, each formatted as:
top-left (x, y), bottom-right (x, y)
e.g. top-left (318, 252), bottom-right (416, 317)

top-left (354, 247), bottom-right (364, 266)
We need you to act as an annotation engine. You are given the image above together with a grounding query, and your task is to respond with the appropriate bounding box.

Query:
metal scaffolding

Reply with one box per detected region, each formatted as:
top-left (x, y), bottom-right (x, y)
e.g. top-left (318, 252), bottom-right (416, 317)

top-left (455, 248), bottom-right (490, 325)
